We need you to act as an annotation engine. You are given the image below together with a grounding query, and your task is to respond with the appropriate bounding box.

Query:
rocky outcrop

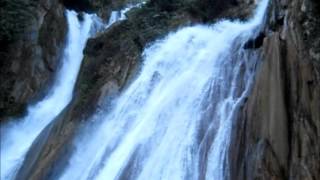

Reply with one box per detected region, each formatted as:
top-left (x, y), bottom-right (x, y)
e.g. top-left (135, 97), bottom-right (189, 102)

top-left (0, 0), bottom-right (67, 121)
top-left (17, 0), bottom-right (260, 179)
top-left (8, 0), bottom-right (320, 179)
top-left (0, 0), bottom-right (256, 122)
top-left (229, 0), bottom-right (320, 179)
top-left (61, 0), bottom-right (141, 19)
top-left (15, 2), bottom-right (190, 179)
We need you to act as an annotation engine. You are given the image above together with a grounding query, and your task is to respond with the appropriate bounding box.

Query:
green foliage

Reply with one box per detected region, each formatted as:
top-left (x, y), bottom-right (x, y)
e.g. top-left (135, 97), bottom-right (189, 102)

top-left (0, 0), bottom-right (37, 43)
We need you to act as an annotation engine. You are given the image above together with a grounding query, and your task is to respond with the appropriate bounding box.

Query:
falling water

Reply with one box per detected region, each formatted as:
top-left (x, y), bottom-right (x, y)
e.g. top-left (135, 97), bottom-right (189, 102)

top-left (59, 0), bottom-right (269, 179)
top-left (0, 11), bottom-right (95, 180)
top-left (107, 2), bottom-right (146, 27)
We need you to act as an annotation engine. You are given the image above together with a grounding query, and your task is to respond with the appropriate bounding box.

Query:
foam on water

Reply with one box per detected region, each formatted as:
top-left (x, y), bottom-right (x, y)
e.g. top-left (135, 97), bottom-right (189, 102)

top-left (0, 11), bottom-right (95, 180)
top-left (59, 0), bottom-right (269, 180)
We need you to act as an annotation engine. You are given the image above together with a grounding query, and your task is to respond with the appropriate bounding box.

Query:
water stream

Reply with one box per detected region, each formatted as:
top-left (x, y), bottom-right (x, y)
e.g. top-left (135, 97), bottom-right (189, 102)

top-left (59, 0), bottom-right (269, 179)
top-left (1, 10), bottom-right (96, 180)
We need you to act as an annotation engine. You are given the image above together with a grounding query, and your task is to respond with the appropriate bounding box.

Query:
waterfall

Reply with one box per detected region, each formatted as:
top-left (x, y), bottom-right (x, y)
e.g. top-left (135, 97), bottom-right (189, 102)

top-left (0, 11), bottom-right (95, 180)
top-left (59, 0), bottom-right (269, 179)
top-left (107, 2), bottom-right (145, 27)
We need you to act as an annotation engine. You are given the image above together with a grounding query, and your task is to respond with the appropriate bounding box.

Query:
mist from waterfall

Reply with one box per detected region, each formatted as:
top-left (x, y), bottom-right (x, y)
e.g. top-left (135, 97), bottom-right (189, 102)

top-left (0, 11), bottom-right (95, 180)
top-left (0, 3), bottom-right (145, 179)
top-left (59, 0), bottom-right (269, 179)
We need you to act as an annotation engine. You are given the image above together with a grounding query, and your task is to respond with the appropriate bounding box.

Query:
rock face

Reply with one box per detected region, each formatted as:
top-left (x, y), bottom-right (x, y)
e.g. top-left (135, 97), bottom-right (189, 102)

top-left (61, 0), bottom-right (142, 19)
top-left (0, 0), bottom-right (67, 120)
top-left (229, 0), bottom-right (320, 179)
top-left (3, 0), bottom-right (319, 179)
top-left (14, 3), bottom-right (189, 180)
top-left (16, 0), bottom-right (258, 179)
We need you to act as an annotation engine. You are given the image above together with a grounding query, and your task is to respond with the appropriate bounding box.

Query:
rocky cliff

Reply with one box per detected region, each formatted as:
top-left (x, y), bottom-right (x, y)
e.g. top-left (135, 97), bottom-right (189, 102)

top-left (229, 0), bottom-right (320, 179)
top-left (14, 0), bottom-right (258, 179)
top-left (1, 0), bottom-right (319, 179)
top-left (0, 0), bottom-right (67, 120)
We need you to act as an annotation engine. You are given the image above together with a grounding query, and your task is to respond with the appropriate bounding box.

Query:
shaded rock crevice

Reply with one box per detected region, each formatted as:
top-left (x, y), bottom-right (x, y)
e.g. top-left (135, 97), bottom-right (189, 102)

top-left (244, 32), bottom-right (266, 49)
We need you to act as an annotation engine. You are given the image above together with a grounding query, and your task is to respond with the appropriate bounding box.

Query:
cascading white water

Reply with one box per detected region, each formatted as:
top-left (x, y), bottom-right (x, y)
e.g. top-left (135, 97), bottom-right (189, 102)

top-left (0, 3), bottom-right (144, 179)
top-left (0, 11), bottom-right (94, 180)
top-left (59, 0), bottom-right (269, 180)
top-left (107, 2), bottom-right (145, 27)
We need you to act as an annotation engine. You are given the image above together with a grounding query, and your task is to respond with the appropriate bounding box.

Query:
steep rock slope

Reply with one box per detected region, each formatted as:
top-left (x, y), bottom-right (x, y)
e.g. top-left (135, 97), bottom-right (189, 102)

top-left (17, 0), bottom-right (258, 179)
top-left (229, 0), bottom-right (320, 179)
top-left (6, 0), bottom-right (320, 179)
top-left (0, 0), bottom-right (67, 120)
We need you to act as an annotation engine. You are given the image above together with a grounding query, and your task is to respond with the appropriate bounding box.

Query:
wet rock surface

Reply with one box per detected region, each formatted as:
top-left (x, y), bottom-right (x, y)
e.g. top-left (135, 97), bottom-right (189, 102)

top-left (0, 0), bottom-right (67, 121)
top-left (229, 0), bottom-right (320, 179)
top-left (17, 0), bottom-right (259, 179)
top-left (61, 0), bottom-right (141, 19)
top-left (2, 0), bottom-right (319, 179)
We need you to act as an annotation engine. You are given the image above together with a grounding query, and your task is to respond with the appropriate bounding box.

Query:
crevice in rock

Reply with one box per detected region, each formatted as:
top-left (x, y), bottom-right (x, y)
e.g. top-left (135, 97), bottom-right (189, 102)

top-left (244, 32), bottom-right (266, 49)
top-left (60, 0), bottom-right (94, 12)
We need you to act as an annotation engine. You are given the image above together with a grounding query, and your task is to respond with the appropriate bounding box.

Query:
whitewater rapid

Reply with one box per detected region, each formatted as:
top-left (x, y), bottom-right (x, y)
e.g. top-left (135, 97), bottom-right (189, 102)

top-left (0, 11), bottom-right (95, 180)
top-left (59, 0), bottom-right (269, 180)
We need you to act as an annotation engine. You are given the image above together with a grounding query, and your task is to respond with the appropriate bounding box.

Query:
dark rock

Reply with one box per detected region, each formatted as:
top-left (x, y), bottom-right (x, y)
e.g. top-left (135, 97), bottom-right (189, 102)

top-left (61, 0), bottom-right (94, 12)
top-left (60, 0), bottom-right (138, 19)
top-left (11, 0), bottom-right (320, 179)
top-left (77, 13), bottom-right (85, 22)
top-left (149, 0), bottom-right (183, 12)
top-left (0, 0), bottom-right (67, 121)
top-left (190, 0), bottom-right (234, 21)
top-left (18, 0), bottom-right (261, 179)
top-left (244, 32), bottom-right (266, 49)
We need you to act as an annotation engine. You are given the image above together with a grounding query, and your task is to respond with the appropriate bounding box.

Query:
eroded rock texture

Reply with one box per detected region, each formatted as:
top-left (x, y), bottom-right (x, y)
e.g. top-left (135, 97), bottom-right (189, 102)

top-left (17, 0), bottom-right (258, 179)
top-left (0, 0), bottom-right (67, 120)
top-left (229, 0), bottom-right (320, 179)
top-left (4, 0), bottom-right (319, 179)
